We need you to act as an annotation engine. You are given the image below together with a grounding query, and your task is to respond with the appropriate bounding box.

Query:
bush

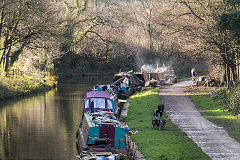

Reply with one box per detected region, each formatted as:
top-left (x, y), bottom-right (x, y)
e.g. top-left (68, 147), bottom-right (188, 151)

top-left (211, 88), bottom-right (240, 115)
top-left (211, 88), bottom-right (231, 108)
top-left (229, 89), bottom-right (240, 115)
top-left (0, 74), bottom-right (57, 100)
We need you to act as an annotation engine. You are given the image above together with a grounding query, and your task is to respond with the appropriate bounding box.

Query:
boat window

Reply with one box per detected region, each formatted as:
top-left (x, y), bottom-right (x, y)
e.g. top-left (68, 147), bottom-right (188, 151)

top-left (114, 100), bottom-right (118, 111)
top-left (107, 99), bottom-right (112, 109)
top-left (120, 83), bottom-right (128, 88)
top-left (90, 98), bottom-right (106, 109)
top-left (120, 77), bottom-right (129, 87)
top-left (85, 99), bottom-right (89, 108)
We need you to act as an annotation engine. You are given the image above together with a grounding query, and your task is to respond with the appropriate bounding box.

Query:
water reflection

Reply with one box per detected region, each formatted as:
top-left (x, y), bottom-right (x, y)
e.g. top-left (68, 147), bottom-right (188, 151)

top-left (0, 76), bottom-right (111, 159)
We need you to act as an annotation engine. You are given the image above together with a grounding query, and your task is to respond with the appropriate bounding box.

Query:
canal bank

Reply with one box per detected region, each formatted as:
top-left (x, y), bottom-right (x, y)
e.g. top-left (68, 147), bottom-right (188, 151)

top-left (0, 75), bottom-right (57, 101)
top-left (123, 88), bottom-right (210, 160)
top-left (120, 100), bottom-right (146, 160)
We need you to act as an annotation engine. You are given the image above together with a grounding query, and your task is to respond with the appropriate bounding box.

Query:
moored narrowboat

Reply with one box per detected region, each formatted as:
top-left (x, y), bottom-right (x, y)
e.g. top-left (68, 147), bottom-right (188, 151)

top-left (113, 71), bottom-right (144, 99)
top-left (76, 112), bottom-right (127, 153)
top-left (93, 84), bottom-right (119, 96)
top-left (76, 91), bottom-right (128, 158)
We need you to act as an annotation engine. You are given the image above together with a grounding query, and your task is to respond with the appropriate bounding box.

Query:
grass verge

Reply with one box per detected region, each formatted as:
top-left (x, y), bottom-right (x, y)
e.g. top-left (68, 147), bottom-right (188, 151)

top-left (187, 86), bottom-right (240, 143)
top-left (0, 75), bottom-right (57, 101)
top-left (177, 77), bottom-right (192, 82)
top-left (123, 88), bottom-right (210, 160)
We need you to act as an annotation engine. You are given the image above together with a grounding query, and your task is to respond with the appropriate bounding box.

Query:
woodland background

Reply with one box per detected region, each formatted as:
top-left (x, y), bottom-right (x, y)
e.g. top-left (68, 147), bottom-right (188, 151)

top-left (0, 0), bottom-right (239, 86)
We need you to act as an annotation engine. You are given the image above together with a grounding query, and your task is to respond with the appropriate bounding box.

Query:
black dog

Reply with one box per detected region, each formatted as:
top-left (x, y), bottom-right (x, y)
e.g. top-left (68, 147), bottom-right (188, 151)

top-left (156, 104), bottom-right (164, 117)
top-left (151, 104), bottom-right (166, 130)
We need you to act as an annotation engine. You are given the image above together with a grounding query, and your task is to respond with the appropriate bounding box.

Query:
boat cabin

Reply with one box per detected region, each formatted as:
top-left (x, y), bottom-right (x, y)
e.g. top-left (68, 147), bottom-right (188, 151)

top-left (84, 91), bottom-right (118, 115)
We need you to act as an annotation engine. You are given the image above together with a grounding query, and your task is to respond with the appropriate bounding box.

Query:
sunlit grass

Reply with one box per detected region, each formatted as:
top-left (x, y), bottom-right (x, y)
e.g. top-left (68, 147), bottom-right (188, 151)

top-left (131, 89), bottom-right (158, 99)
top-left (124, 88), bottom-right (210, 160)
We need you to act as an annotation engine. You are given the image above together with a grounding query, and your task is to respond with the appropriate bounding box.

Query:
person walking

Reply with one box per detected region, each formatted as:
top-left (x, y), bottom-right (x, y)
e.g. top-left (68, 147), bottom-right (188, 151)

top-left (191, 68), bottom-right (196, 80)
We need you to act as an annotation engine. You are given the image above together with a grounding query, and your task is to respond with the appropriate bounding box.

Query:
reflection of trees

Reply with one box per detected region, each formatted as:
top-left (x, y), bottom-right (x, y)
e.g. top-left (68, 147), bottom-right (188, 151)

top-left (0, 94), bottom-right (51, 159)
top-left (0, 102), bottom-right (21, 159)
top-left (0, 108), bottom-right (7, 159)
top-left (0, 81), bottom-right (92, 159)
top-left (55, 82), bottom-right (88, 155)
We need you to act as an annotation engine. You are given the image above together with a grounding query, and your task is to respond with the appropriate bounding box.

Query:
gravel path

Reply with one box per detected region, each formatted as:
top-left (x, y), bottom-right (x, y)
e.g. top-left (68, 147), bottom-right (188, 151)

top-left (159, 81), bottom-right (240, 160)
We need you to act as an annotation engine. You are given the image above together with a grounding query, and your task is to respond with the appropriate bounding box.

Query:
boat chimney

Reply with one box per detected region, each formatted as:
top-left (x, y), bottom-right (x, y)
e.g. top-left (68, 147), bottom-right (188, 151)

top-left (157, 64), bottom-right (159, 69)
top-left (90, 101), bottom-right (94, 113)
top-left (140, 67), bottom-right (143, 73)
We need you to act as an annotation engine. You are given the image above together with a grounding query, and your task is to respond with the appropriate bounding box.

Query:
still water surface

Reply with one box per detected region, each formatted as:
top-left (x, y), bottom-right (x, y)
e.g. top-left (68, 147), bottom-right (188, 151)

top-left (0, 77), bottom-right (111, 159)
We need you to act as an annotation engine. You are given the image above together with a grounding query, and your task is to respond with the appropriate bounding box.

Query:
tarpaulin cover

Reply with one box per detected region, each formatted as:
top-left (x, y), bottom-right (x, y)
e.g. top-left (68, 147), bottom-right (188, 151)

top-left (86, 91), bottom-right (110, 99)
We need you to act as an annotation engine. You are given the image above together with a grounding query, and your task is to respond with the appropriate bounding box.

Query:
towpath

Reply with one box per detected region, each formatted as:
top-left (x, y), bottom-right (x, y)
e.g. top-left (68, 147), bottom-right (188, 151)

top-left (159, 81), bottom-right (240, 160)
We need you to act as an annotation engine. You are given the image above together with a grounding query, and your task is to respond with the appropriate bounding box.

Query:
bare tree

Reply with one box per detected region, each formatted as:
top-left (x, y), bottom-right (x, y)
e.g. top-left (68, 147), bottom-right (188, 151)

top-left (0, 0), bottom-right (60, 76)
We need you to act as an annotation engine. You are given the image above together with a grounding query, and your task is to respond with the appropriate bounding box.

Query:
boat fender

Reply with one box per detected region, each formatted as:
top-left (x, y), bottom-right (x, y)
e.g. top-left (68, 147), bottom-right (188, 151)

top-left (75, 155), bottom-right (81, 160)
top-left (96, 156), bottom-right (106, 160)
top-left (125, 127), bottom-right (130, 132)
top-left (107, 155), bottom-right (116, 160)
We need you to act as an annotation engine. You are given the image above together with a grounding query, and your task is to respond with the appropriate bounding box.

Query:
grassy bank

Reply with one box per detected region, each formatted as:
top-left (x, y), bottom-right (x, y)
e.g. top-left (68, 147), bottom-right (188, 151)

top-left (124, 88), bottom-right (210, 160)
top-left (187, 86), bottom-right (240, 143)
top-left (0, 75), bottom-right (57, 101)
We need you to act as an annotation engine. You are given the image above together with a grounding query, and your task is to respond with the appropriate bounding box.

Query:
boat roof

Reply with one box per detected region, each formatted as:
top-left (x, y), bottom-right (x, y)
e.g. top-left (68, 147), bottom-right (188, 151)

top-left (86, 91), bottom-right (110, 99)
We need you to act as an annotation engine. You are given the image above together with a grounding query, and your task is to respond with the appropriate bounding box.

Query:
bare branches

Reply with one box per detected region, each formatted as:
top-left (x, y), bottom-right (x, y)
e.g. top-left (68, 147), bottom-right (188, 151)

top-left (180, 0), bottom-right (205, 21)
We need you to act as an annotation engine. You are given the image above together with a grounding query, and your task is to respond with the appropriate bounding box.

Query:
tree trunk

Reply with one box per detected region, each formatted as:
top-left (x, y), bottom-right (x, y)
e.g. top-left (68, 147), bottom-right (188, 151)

top-left (1, 31), bottom-right (10, 63)
top-left (226, 64), bottom-right (231, 89)
top-left (237, 64), bottom-right (239, 81)
top-left (224, 64), bottom-right (227, 83)
top-left (0, 7), bottom-right (5, 38)
top-left (148, 5), bottom-right (153, 50)
top-left (3, 46), bottom-right (12, 74)
top-left (230, 63), bottom-right (237, 87)
top-left (1, 48), bottom-right (7, 77)
top-left (0, 49), bottom-right (6, 65)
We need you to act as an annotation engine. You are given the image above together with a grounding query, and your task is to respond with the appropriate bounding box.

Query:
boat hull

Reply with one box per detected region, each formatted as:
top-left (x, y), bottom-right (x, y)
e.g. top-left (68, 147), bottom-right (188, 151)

top-left (76, 112), bottom-right (126, 153)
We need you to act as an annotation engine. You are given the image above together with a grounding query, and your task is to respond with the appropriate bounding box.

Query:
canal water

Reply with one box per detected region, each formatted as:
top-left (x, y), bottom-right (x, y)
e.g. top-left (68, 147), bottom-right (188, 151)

top-left (0, 77), bottom-right (111, 159)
